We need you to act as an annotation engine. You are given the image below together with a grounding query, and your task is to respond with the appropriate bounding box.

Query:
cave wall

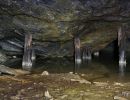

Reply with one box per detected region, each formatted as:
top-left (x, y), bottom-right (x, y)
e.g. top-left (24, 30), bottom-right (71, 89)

top-left (0, 0), bottom-right (130, 57)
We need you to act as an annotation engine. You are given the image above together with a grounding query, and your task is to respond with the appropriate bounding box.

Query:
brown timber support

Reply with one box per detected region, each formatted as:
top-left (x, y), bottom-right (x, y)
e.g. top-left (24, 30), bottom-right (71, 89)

top-left (74, 37), bottom-right (82, 64)
top-left (118, 25), bottom-right (127, 66)
top-left (22, 33), bottom-right (35, 71)
top-left (82, 47), bottom-right (92, 61)
top-left (74, 37), bottom-right (82, 73)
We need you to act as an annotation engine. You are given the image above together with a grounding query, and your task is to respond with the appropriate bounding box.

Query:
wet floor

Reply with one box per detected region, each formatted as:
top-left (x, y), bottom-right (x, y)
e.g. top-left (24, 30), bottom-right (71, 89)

top-left (5, 43), bottom-right (130, 84)
top-left (30, 47), bottom-right (130, 83)
top-left (1, 47), bottom-right (130, 100)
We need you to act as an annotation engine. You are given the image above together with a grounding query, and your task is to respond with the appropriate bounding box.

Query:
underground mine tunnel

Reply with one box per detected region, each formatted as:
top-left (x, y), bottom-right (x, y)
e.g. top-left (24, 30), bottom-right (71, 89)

top-left (0, 0), bottom-right (130, 100)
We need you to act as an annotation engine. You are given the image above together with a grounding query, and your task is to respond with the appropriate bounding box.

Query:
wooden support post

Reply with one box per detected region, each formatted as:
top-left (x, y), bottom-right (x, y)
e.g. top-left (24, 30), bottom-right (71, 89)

top-left (74, 37), bottom-right (82, 73)
top-left (118, 25), bottom-right (126, 66)
top-left (82, 47), bottom-right (92, 60)
top-left (22, 34), bottom-right (35, 71)
top-left (93, 51), bottom-right (99, 57)
top-left (74, 37), bottom-right (82, 64)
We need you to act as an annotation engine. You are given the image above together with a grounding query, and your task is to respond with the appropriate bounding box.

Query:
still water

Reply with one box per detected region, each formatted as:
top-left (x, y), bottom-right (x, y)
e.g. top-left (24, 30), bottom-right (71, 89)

top-left (31, 48), bottom-right (130, 83)
top-left (6, 45), bottom-right (130, 83)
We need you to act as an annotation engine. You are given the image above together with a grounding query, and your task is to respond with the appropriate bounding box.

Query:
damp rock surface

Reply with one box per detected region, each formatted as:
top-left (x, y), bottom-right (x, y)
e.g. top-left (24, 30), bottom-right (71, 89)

top-left (0, 0), bottom-right (130, 58)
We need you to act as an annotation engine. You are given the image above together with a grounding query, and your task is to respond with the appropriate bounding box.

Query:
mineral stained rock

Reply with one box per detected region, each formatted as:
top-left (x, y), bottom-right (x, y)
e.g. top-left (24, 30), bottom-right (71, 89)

top-left (0, 0), bottom-right (130, 58)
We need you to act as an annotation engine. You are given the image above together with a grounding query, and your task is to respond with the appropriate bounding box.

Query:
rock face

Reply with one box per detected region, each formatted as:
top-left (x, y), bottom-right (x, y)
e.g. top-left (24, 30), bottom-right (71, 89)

top-left (0, 0), bottom-right (130, 58)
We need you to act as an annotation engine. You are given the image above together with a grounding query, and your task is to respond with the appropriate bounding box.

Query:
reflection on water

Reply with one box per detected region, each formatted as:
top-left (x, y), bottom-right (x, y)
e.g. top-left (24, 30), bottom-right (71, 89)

top-left (119, 64), bottom-right (126, 77)
top-left (6, 48), bottom-right (130, 83)
top-left (32, 49), bottom-right (130, 82)
top-left (74, 62), bottom-right (81, 74)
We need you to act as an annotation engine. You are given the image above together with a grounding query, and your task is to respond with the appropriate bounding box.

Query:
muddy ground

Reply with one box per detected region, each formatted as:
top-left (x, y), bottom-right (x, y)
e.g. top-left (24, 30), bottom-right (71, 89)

top-left (0, 72), bottom-right (129, 100)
